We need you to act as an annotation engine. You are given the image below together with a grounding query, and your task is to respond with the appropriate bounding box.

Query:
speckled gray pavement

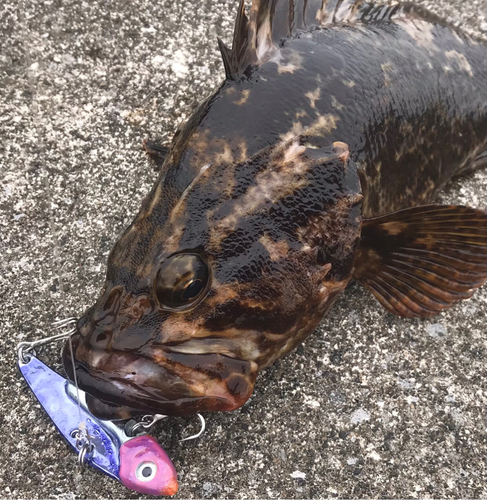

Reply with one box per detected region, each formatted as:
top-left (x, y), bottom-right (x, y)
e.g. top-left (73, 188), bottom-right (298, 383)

top-left (1, 0), bottom-right (487, 498)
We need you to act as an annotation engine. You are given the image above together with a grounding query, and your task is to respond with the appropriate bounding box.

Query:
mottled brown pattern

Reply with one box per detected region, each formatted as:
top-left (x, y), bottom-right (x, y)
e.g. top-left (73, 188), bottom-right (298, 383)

top-left (64, 138), bottom-right (363, 417)
top-left (63, 0), bottom-right (487, 418)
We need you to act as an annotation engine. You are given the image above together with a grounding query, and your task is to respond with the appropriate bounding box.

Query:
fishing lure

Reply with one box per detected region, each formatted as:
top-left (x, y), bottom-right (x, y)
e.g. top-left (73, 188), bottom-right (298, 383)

top-left (17, 320), bottom-right (181, 496)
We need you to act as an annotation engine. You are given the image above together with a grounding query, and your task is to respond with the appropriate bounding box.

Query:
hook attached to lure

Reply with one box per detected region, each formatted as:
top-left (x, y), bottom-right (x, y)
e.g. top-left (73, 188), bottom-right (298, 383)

top-left (17, 324), bottom-right (181, 496)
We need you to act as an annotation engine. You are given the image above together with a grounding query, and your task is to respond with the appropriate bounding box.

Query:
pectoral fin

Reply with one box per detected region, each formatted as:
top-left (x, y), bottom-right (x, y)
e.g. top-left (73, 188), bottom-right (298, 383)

top-left (143, 139), bottom-right (169, 170)
top-left (353, 205), bottom-right (487, 317)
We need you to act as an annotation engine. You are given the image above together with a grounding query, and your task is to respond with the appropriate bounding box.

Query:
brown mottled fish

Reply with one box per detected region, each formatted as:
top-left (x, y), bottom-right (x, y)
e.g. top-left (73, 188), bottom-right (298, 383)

top-left (63, 0), bottom-right (487, 419)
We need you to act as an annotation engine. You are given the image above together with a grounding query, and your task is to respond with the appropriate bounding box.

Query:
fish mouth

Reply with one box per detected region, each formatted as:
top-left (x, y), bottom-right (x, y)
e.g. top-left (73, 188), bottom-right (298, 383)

top-left (63, 333), bottom-right (256, 418)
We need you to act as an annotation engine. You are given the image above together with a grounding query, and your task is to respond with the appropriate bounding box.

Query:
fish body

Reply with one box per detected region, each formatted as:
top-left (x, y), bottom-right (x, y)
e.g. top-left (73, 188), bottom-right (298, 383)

top-left (63, 0), bottom-right (487, 419)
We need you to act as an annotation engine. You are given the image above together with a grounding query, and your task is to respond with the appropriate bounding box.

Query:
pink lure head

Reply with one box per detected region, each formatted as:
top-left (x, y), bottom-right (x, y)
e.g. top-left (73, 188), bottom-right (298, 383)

top-left (119, 435), bottom-right (178, 496)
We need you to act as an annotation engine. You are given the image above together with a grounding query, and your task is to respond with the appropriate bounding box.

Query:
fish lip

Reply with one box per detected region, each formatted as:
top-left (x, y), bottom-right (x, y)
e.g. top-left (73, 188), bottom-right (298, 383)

top-left (62, 333), bottom-right (162, 414)
top-left (62, 337), bottom-right (170, 414)
top-left (62, 333), bottom-right (238, 416)
top-left (72, 361), bottom-right (167, 415)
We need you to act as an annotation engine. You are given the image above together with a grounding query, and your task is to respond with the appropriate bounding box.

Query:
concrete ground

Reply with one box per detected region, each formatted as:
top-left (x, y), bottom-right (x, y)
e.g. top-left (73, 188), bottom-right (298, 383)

top-left (1, 0), bottom-right (487, 498)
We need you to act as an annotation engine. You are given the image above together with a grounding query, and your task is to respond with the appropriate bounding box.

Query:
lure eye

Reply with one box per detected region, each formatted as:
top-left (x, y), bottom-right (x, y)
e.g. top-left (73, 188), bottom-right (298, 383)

top-left (135, 461), bottom-right (157, 482)
top-left (154, 253), bottom-right (210, 311)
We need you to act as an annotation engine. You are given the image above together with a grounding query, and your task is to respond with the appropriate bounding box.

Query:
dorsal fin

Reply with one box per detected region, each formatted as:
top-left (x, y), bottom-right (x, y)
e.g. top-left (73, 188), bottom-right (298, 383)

top-left (218, 0), bottom-right (468, 80)
top-left (218, 0), bottom-right (276, 79)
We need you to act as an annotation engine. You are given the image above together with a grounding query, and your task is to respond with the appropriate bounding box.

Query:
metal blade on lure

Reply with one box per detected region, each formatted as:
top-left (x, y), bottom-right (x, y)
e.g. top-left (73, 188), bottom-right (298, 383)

top-left (18, 354), bottom-right (179, 496)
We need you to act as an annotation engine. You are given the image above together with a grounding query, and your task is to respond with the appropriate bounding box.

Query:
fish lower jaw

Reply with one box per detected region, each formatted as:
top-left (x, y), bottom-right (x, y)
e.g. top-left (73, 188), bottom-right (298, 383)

top-left (64, 342), bottom-right (255, 417)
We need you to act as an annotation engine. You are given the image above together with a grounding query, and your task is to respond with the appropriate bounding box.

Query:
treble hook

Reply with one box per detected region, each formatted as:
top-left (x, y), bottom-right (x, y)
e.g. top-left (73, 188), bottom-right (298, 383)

top-left (129, 414), bottom-right (168, 436)
top-left (127, 413), bottom-right (205, 443)
top-left (180, 413), bottom-right (206, 443)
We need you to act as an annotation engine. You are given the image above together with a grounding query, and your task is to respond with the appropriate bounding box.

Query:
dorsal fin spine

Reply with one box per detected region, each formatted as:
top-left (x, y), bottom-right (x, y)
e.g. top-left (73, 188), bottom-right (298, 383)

top-left (218, 0), bottom-right (469, 81)
top-left (217, 37), bottom-right (234, 80)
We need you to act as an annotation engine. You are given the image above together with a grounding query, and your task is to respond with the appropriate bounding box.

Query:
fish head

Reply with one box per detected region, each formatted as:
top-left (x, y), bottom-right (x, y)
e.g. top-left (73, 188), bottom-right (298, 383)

top-left (63, 136), bottom-right (363, 418)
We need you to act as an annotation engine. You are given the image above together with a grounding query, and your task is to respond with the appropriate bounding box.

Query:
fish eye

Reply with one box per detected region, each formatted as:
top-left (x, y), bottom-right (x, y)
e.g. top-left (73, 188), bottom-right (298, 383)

top-left (154, 253), bottom-right (210, 311)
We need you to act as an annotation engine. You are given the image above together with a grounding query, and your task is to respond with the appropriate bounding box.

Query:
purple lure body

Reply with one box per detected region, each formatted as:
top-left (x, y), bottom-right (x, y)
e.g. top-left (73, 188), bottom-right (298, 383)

top-left (18, 354), bottom-right (178, 496)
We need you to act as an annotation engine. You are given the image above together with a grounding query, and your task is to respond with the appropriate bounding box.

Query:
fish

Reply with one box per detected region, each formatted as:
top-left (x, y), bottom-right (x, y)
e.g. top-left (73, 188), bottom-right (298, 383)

top-left (63, 0), bottom-right (487, 420)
